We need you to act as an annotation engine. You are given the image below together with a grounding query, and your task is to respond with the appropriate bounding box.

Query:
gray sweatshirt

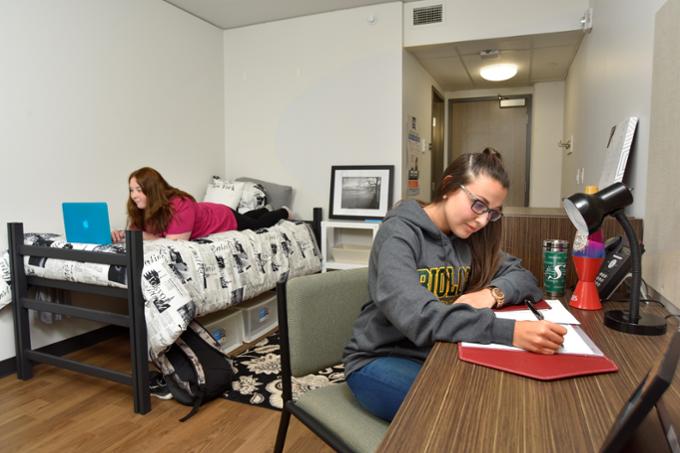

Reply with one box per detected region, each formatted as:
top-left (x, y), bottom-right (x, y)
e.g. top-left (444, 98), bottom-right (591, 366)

top-left (343, 199), bottom-right (543, 377)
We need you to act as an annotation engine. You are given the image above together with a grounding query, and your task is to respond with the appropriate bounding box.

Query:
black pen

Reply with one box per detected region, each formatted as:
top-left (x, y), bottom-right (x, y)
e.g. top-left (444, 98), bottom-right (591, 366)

top-left (525, 299), bottom-right (544, 320)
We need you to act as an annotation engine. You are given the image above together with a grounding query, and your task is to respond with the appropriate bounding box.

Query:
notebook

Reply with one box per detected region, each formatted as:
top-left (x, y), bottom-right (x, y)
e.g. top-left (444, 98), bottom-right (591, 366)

top-left (458, 300), bottom-right (618, 380)
top-left (62, 202), bottom-right (112, 245)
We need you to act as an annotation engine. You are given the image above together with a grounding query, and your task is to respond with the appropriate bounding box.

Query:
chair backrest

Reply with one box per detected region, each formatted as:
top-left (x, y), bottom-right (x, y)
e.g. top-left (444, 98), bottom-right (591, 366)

top-left (284, 268), bottom-right (369, 377)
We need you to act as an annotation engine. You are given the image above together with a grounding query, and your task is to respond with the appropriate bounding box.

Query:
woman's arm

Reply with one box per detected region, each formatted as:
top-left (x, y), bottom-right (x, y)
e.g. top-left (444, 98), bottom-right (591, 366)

top-left (112, 225), bottom-right (162, 241)
top-left (371, 228), bottom-right (515, 348)
top-left (165, 232), bottom-right (191, 241)
top-left (454, 289), bottom-right (495, 308)
top-left (486, 252), bottom-right (544, 305)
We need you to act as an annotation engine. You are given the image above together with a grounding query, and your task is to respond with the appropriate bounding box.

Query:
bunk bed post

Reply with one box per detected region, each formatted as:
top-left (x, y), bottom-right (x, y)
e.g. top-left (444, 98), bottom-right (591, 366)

top-left (7, 222), bottom-right (33, 379)
top-left (125, 229), bottom-right (150, 414)
top-left (312, 207), bottom-right (322, 247)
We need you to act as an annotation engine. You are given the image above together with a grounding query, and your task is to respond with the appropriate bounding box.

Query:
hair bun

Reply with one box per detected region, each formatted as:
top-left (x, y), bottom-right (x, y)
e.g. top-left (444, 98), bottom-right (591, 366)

top-left (482, 147), bottom-right (503, 161)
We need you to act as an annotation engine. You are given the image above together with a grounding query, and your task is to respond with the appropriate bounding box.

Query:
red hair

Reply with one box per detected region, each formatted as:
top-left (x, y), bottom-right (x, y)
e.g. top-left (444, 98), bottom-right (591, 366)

top-left (126, 167), bottom-right (194, 235)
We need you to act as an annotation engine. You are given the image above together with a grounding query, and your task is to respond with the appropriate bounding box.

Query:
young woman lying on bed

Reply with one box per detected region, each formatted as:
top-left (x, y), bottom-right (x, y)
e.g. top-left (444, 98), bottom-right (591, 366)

top-left (111, 167), bottom-right (291, 242)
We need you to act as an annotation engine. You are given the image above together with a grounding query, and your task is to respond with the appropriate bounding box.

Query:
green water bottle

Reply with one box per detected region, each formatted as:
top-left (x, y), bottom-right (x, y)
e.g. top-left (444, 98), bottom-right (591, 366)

top-left (543, 239), bottom-right (569, 297)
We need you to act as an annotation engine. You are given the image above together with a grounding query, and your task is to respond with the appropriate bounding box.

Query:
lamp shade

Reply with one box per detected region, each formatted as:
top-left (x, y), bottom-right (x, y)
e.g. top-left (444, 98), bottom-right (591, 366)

top-left (563, 182), bottom-right (634, 234)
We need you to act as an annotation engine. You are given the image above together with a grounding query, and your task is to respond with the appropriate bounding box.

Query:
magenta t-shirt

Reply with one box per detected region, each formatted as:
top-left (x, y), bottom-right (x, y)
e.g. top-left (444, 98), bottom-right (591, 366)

top-left (164, 197), bottom-right (237, 240)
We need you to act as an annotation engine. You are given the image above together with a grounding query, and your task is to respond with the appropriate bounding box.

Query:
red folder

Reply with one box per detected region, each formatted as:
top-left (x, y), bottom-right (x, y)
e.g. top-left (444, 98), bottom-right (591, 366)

top-left (458, 344), bottom-right (618, 381)
top-left (495, 299), bottom-right (551, 312)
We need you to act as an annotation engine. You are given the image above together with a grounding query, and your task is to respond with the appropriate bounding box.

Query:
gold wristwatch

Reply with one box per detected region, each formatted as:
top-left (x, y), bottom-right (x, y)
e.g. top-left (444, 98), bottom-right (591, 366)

top-left (489, 286), bottom-right (506, 308)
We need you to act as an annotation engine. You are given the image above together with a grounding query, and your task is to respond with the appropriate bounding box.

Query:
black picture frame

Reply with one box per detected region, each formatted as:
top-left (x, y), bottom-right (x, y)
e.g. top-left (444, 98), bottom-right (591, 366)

top-left (329, 165), bottom-right (394, 220)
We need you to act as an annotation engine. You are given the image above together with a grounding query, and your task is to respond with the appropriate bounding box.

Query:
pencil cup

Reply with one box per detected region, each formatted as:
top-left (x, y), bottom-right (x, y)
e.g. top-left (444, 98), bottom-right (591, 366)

top-left (570, 256), bottom-right (605, 310)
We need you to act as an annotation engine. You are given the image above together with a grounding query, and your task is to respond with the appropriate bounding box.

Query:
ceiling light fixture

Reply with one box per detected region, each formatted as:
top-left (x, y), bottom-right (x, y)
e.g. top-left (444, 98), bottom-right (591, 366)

top-left (480, 63), bottom-right (518, 82)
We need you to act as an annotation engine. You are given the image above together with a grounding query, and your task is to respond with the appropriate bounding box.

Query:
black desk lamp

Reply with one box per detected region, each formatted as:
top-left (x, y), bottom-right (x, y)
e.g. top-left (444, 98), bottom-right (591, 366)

top-left (563, 182), bottom-right (666, 335)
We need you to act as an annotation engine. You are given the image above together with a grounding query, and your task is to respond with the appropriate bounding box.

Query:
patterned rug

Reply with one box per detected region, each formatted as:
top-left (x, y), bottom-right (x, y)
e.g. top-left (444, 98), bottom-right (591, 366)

top-left (223, 334), bottom-right (345, 410)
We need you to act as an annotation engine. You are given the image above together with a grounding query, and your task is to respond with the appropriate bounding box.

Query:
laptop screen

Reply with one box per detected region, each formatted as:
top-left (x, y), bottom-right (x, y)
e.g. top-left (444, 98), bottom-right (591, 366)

top-left (62, 202), bottom-right (112, 245)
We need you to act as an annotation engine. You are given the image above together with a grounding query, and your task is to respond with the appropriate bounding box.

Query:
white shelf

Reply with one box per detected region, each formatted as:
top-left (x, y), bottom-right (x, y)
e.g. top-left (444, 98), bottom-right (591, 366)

top-left (321, 220), bottom-right (381, 272)
top-left (324, 261), bottom-right (369, 271)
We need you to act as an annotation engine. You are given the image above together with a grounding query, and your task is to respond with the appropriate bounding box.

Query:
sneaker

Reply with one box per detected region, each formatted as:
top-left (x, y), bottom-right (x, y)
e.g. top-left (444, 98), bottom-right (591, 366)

top-left (149, 371), bottom-right (173, 400)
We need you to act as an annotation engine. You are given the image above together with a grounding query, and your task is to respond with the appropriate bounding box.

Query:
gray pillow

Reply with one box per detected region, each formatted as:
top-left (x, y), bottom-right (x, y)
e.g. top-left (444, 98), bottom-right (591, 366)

top-left (236, 177), bottom-right (293, 210)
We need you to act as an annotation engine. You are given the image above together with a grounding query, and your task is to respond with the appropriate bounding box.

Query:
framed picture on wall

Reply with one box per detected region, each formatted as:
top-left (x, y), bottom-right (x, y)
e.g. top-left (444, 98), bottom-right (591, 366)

top-left (329, 165), bottom-right (394, 220)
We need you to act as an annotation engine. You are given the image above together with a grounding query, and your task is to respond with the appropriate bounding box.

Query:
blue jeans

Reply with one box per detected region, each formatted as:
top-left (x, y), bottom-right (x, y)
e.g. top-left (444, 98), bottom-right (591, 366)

top-left (346, 356), bottom-right (423, 422)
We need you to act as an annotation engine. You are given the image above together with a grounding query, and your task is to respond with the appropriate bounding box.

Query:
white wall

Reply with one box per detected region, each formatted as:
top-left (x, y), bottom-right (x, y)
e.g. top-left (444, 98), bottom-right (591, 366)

top-left (223, 3), bottom-right (403, 218)
top-left (562, 0), bottom-right (667, 218)
top-left (530, 81), bottom-right (564, 207)
top-left (644, 0), bottom-right (680, 308)
top-left (0, 0), bottom-right (225, 361)
top-left (404, 0), bottom-right (588, 47)
top-left (403, 50), bottom-right (443, 202)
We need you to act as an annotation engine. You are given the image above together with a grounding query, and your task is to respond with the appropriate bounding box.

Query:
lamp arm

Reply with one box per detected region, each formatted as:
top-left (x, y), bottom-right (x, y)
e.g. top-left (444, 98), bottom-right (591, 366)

top-left (613, 210), bottom-right (641, 322)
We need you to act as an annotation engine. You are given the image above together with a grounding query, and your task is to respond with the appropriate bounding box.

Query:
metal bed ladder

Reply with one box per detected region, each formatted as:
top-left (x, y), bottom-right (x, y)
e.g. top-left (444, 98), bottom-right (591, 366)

top-left (7, 223), bottom-right (150, 414)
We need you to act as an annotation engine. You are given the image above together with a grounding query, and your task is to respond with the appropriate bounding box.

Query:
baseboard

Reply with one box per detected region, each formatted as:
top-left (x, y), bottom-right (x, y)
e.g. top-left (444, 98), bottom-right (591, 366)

top-left (0, 325), bottom-right (127, 378)
top-left (645, 284), bottom-right (680, 316)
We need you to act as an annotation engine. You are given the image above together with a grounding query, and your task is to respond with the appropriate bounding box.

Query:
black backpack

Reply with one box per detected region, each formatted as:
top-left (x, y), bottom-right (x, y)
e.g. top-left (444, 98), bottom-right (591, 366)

top-left (154, 320), bottom-right (235, 421)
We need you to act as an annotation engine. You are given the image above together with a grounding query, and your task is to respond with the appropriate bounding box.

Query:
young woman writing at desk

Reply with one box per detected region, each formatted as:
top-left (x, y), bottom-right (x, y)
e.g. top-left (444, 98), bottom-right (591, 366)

top-left (342, 148), bottom-right (568, 422)
top-left (111, 167), bottom-right (290, 242)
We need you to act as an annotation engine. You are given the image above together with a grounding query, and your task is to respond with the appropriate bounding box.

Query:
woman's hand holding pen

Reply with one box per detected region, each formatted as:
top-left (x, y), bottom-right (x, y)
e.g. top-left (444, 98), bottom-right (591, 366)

top-left (512, 321), bottom-right (567, 355)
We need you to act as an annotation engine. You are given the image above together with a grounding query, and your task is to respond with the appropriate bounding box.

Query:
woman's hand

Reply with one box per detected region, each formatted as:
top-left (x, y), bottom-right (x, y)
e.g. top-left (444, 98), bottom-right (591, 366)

top-left (513, 320), bottom-right (567, 354)
top-left (165, 232), bottom-right (191, 241)
top-left (111, 230), bottom-right (125, 243)
top-left (454, 289), bottom-right (496, 309)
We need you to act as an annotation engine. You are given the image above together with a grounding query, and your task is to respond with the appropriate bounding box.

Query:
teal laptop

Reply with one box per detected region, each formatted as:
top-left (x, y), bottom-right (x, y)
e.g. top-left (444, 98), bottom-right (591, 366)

top-left (62, 202), bottom-right (112, 245)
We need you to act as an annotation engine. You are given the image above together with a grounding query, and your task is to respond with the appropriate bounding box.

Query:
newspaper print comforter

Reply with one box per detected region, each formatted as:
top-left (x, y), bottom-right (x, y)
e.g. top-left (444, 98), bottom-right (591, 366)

top-left (0, 221), bottom-right (321, 358)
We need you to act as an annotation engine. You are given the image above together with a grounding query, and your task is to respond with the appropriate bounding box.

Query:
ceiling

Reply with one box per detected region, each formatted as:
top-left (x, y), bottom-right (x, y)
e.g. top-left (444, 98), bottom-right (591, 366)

top-left (163, 1), bottom-right (583, 92)
top-left (408, 30), bottom-right (584, 92)
top-left (163, 0), bottom-right (419, 29)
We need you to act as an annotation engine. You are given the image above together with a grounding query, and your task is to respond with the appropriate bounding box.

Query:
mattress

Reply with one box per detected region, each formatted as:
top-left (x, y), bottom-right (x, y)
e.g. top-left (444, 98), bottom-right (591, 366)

top-left (0, 220), bottom-right (321, 358)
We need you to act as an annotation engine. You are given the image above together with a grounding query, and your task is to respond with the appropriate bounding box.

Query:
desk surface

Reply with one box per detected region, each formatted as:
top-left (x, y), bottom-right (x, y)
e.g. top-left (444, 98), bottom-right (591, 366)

top-left (378, 301), bottom-right (680, 453)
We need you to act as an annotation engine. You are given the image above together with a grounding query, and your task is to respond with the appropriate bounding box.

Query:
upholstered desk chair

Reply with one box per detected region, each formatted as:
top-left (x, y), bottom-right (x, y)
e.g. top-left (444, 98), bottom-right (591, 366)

top-left (274, 268), bottom-right (389, 453)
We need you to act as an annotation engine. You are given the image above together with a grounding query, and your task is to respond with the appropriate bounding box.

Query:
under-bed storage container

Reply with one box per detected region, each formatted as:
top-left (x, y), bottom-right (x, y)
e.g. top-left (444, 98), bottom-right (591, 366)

top-left (197, 308), bottom-right (245, 354)
top-left (237, 291), bottom-right (278, 342)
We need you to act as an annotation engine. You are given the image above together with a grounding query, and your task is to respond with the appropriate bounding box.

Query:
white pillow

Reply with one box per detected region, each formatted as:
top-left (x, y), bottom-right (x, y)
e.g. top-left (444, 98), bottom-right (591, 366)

top-left (238, 182), bottom-right (268, 214)
top-left (203, 177), bottom-right (244, 209)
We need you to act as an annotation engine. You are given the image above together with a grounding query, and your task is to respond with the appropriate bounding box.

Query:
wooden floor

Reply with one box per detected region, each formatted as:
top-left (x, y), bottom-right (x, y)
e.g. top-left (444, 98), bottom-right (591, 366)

top-left (0, 335), bottom-right (334, 453)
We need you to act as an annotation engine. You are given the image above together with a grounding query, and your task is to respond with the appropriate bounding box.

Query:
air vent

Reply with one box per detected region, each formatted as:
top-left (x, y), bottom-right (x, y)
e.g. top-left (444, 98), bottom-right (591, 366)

top-left (413, 5), bottom-right (443, 26)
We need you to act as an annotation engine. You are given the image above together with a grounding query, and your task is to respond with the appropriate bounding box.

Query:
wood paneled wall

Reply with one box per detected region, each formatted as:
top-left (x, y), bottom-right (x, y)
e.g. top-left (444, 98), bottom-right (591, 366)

top-left (499, 208), bottom-right (643, 290)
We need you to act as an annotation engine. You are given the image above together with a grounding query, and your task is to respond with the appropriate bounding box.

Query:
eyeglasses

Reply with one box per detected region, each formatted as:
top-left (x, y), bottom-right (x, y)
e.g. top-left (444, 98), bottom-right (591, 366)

top-left (459, 185), bottom-right (503, 222)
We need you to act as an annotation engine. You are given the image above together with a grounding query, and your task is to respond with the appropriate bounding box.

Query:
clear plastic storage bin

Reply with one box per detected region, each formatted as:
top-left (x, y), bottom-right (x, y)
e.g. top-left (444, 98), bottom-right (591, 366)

top-left (236, 291), bottom-right (278, 343)
top-left (197, 308), bottom-right (245, 354)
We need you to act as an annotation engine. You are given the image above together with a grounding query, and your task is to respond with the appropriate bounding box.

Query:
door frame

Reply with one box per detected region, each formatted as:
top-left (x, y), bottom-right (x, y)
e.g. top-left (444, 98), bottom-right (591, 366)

top-left (430, 87), bottom-right (445, 200)
top-left (446, 95), bottom-right (533, 206)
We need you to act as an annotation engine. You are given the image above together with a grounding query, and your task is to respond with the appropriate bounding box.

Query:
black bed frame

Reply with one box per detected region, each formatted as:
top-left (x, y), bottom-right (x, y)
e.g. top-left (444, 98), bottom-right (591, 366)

top-left (6, 207), bottom-right (322, 414)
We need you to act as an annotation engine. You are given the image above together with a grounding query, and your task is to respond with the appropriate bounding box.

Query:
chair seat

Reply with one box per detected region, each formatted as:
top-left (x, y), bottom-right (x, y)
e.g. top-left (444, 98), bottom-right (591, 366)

top-left (293, 382), bottom-right (389, 453)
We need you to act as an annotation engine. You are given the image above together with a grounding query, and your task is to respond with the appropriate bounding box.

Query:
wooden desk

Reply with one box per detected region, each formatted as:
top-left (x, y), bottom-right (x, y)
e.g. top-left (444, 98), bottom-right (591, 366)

top-left (378, 302), bottom-right (679, 453)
